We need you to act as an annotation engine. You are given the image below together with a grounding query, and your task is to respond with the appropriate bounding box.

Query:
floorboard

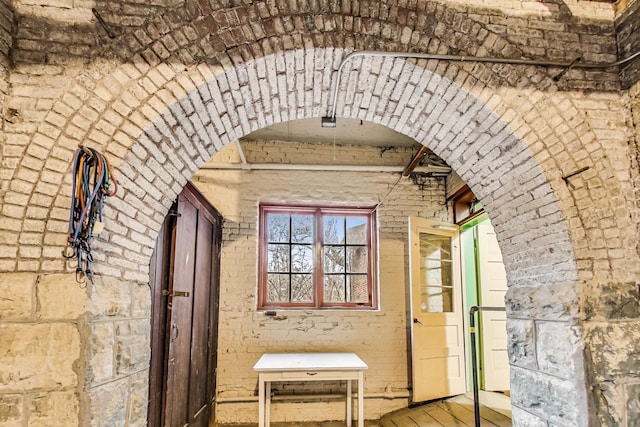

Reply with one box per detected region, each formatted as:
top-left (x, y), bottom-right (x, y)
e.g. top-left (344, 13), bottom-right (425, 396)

top-left (388, 411), bottom-right (420, 427)
top-left (435, 400), bottom-right (483, 426)
top-left (422, 404), bottom-right (468, 426)
top-left (447, 395), bottom-right (511, 427)
top-left (214, 393), bottom-right (512, 427)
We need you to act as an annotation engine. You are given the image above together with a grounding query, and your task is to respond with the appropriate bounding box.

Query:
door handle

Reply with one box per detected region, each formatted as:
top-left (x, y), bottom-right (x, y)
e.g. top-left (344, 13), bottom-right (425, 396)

top-left (170, 323), bottom-right (179, 341)
top-left (413, 318), bottom-right (423, 325)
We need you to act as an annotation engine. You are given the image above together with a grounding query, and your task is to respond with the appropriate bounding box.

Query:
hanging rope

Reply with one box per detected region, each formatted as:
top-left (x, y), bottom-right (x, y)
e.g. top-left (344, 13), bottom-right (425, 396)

top-left (63, 146), bottom-right (118, 284)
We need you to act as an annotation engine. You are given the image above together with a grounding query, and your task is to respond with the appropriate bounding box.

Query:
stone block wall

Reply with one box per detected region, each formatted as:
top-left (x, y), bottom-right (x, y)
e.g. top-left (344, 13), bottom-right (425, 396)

top-left (584, 4), bottom-right (640, 422)
top-left (193, 141), bottom-right (447, 422)
top-left (610, 72), bottom-right (640, 427)
top-left (0, 273), bottom-right (84, 426)
top-left (84, 277), bottom-right (152, 427)
top-left (0, 272), bottom-right (149, 427)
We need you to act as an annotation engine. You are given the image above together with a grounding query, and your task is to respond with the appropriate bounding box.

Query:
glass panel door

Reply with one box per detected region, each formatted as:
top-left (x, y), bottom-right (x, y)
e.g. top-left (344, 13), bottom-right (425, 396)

top-left (409, 217), bottom-right (465, 402)
top-left (419, 232), bottom-right (454, 313)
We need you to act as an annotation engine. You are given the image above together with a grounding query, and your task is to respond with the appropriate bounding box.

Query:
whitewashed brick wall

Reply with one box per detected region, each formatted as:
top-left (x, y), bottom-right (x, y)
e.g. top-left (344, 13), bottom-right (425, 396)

top-left (193, 141), bottom-right (448, 422)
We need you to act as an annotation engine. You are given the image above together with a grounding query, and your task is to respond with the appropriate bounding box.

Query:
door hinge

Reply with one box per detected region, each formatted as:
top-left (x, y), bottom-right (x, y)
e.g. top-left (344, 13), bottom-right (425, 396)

top-left (162, 290), bottom-right (190, 297)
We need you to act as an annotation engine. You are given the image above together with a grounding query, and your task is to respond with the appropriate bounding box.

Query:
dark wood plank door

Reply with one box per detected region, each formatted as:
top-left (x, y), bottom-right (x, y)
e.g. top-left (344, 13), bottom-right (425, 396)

top-left (149, 182), bottom-right (222, 427)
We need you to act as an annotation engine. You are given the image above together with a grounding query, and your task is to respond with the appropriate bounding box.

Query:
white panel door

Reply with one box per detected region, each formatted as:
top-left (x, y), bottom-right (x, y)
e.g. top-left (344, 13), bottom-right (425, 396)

top-left (409, 217), bottom-right (466, 402)
top-left (477, 220), bottom-right (510, 392)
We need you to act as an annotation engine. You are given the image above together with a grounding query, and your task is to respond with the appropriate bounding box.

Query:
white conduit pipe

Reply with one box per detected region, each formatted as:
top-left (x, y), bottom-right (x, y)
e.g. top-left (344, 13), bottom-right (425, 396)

top-left (234, 140), bottom-right (248, 166)
top-left (327, 49), bottom-right (640, 120)
top-left (200, 163), bottom-right (451, 174)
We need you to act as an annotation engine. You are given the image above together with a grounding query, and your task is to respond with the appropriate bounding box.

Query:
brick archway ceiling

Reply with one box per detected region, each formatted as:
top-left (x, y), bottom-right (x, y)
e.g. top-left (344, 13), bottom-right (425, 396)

top-left (4, 1), bottom-right (629, 300)
top-left (12, 47), bottom-right (581, 300)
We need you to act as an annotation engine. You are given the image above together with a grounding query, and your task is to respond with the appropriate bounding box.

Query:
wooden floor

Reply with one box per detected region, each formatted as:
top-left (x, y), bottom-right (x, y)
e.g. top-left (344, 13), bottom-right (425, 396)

top-left (215, 394), bottom-right (512, 427)
top-left (379, 394), bottom-right (511, 427)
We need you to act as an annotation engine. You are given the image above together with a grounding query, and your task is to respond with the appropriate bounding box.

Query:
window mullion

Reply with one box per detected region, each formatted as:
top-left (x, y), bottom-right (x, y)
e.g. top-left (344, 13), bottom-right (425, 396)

top-left (343, 218), bottom-right (349, 303)
top-left (315, 209), bottom-right (323, 308)
top-left (288, 214), bottom-right (293, 303)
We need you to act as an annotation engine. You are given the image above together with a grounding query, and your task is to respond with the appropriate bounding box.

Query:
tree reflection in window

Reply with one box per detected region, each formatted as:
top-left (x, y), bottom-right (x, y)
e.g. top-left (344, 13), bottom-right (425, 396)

top-left (323, 216), bottom-right (368, 303)
top-left (266, 214), bottom-right (313, 303)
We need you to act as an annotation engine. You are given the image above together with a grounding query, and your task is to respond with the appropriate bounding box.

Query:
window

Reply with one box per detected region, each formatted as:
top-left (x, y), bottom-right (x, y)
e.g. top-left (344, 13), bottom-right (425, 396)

top-left (258, 204), bottom-right (378, 309)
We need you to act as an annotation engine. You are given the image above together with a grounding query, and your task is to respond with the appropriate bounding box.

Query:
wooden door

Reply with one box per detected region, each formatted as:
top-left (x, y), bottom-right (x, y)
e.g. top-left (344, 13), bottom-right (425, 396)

top-left (477, 220), bottom-right (509, 392)
top-left (409, 217), bottom-right (466, 402)
top-left (149, 182), bottom-right (222, 427)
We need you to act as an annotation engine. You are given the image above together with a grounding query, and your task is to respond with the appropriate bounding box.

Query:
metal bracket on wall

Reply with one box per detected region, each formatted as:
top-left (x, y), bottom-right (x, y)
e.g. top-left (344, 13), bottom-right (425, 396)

top-left (162, 290), bottom-right (190, 297)
top-left (92, 8), bottom-right (118, 39)
top-left (562, 166), bottom-right (590, 187)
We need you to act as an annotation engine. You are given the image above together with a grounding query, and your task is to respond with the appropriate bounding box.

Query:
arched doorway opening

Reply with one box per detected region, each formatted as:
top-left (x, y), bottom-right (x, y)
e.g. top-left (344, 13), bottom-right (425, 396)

top-left (2, 46), bottom-right (605, 426)
top-left (120, 43), bottom-right (583, 422)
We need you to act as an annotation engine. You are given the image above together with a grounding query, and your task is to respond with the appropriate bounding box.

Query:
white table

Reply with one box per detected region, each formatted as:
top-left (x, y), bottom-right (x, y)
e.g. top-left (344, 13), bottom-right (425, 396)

top-left (253, 353), bottom-right (368, 427)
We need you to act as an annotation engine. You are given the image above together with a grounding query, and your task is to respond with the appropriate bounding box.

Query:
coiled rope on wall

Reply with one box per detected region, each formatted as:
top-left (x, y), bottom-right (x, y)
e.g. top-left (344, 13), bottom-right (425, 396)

top-left (63, 146), bottom-right (118, 284)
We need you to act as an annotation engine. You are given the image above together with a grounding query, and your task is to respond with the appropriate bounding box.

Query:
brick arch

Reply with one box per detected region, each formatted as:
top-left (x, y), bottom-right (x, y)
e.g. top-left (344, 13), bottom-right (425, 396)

top-left (74, 48), bottom-right (581, 288)
top-left (75, 49), bottom-right (587, 424)
top-left (1, 48), bottom-right (604, 425)
top-left (0, 0), bottom-right (574, 232)
top-left (1, 5), bottom-right (630, 425)
top-left (2, 47), bottom-right (597, 276)
top-left (2, 1), bottom-right (618, 278)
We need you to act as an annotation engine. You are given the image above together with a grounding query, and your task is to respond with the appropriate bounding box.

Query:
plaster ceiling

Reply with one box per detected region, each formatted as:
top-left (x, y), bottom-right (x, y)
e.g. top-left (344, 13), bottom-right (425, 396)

top-left (242, 117), bottom-right (421, 148)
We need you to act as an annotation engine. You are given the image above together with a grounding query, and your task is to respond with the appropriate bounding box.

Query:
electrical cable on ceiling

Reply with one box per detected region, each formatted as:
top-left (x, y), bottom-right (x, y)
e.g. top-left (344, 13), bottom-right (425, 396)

top-left (63, 146), bottom-right (118, 285)
top-left (374, 173), bottom-right (404, 212)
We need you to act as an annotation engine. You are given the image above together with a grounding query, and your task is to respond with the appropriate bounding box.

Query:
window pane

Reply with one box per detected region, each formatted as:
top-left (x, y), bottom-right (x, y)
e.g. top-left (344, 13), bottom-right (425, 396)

top-left (346, 217), bottom-right (367, 244)
top-left (292, 214), bottom-right (313, 243)
top-left (267, 214), bottom-right (290, 242)
top-left (324, 275), bottom-right (345, 302)
top-left (421, 286), bottom-right (453, 313)
top-left (291, 245), bottom-right (313, 272)
top-left (324, 246), bottom-right (345, 273)
top-left (348, 275), bottom-right (369, 303)
top-left (291, 274), bottom-right (313, 302)
top-left (420, 234), bottom-right (452, 261)
top-left (422, 259), bottom-right (453, 287)
top-left (346, 246), bottom-right (368, 273)
top-left (267, 274), bottom-right (289, 302)
top-left (267, 244), bottom-right (289, 272)
top-left (323, 216), bottom-right (345, 244)
top-left (418, 232), bottom-right (454, 313)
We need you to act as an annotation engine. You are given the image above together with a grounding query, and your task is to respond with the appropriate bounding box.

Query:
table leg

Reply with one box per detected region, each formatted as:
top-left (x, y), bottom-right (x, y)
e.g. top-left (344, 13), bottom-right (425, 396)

top-left (358, 371), bottom-right (364, 427)
top-left (266, 381), bottom-right (271, 427)
top-left (258, 374), bottom-right (265, 427)
top-left (346, 379), bottom-right (352, 427)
